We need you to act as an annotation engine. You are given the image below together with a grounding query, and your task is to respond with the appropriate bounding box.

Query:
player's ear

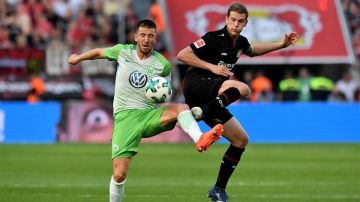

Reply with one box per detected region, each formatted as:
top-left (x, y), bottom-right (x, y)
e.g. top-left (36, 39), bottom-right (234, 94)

top-left (134, 32), bottom-right (138, 42)
top-left (153, 34), bottom-right (157, 43)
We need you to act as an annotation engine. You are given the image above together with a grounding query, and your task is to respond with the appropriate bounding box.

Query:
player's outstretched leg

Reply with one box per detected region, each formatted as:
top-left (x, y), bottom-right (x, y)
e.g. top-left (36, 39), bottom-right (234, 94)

top-left (207, 186), bottom-right (229, 202)
top-left (196, 124), bottom-right (223, 152)
top-left (191, 86), bottom-right (245, 121)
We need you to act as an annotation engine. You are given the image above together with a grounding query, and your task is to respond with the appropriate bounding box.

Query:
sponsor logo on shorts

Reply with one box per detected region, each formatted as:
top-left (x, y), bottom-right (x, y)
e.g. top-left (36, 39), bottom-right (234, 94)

top-left (113, 144), bottom-right (119, 152)
top-left (213, 118), bottom-right (223, 123)
top-left (216, 97), bottom-right (224, 108)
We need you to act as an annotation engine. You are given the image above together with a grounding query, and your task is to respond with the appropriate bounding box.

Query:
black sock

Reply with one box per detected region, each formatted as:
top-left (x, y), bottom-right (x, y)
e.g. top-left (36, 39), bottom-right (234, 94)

top-left (202, 87), bottom-right (241, 116)
top-left (215, 145), bottom-right (245, 190)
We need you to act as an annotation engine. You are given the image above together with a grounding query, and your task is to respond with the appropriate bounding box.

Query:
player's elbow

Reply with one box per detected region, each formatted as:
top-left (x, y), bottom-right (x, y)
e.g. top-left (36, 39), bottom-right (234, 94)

top-left (246, 51), bottom-right (257, 58)
top-left (176, 47), bottom-right (191, 62)
top-left (246, 46), bottom-right (260, 57)
top-left (94, 48), bottom-right (105, 59)
top-left (176, 49), bottom-right (185, 62)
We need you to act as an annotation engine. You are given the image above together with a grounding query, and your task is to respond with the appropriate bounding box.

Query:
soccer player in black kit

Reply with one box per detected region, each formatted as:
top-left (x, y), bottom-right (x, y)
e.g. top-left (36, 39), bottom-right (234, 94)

top-left (177, 2), bottom-right (299, 202)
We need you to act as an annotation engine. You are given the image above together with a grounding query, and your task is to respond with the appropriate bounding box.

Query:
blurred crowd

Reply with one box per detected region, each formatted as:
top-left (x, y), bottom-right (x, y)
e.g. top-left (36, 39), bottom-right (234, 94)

top-left (0, 0), bottom-right (165, 51)
top-left (0, 0), bottom-right (360, 103)
top-left (236, 67), bottom-right (360, 102)
top-left (343, 0), bottom-right (360, 60)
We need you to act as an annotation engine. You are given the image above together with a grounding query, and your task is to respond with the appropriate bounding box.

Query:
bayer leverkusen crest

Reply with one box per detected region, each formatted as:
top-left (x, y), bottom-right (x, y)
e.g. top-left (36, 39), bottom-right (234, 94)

top-left (166, 0), bottom-right (356, 64)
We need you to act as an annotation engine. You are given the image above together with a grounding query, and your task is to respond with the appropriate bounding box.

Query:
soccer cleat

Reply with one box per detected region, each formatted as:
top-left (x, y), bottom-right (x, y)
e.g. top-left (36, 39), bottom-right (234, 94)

top-left (191, 106), bottom-right (203, 120)
top-left (207, 186), bottom-right (229, 202)
top-left (196, 124), bottom-right (223, 152)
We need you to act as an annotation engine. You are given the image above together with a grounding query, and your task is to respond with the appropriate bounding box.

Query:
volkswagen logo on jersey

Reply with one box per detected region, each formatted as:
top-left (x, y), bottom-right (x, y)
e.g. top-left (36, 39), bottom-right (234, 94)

top-left (129, 71), bottom-right (147, 88)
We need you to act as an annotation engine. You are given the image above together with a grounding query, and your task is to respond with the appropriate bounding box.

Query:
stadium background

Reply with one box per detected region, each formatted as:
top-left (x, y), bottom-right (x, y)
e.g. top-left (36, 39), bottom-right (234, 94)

top-left (0, 0), bottom-right (360, 201)
top-left (1, 0), bottom-right (359, 143)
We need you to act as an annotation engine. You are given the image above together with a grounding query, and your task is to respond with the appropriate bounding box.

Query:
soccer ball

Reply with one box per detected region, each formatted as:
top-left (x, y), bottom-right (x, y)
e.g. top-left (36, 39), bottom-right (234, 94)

top-left (145, 76), bottom-right (172, 103)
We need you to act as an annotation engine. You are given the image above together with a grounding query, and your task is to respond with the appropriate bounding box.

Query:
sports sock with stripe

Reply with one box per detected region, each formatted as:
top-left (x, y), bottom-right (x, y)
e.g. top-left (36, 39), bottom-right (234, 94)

top-left (201, 87), bottom-right (241, 116)
top-left (215, 145), bottom-right (245, 190)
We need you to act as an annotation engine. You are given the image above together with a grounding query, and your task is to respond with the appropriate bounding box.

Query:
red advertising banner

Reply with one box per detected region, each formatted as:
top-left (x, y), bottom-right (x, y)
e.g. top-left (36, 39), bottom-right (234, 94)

top-left (163, 0), bottom-right (356, 64)
top-left (0, 48), bottom-right (45, 74)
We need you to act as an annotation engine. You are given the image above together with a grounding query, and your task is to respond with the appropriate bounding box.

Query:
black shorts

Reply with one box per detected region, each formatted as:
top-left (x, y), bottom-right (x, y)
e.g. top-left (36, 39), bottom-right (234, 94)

top-left (183, 69), bottom-right (233, 127)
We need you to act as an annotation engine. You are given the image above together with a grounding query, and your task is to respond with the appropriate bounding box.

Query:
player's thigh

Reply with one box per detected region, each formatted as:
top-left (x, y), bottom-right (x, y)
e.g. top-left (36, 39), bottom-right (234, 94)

top-left (112, 110), bottom-right (143, 158)
top-left (184, 72), bottom-right (225, 106)
top-left (142, 106), bottom-right (177, 138)
top-left (222, 117), bottom-right (249, 147)
top-left (112, 108), bottom-right (174, 158)
top-left (160, 104), bottom-right (189, 126)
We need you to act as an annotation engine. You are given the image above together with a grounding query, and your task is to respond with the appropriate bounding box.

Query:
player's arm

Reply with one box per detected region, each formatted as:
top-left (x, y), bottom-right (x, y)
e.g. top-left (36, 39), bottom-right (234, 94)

top-left (247, 32), bottom-right (299, 57)
top-left (68, 48), bottom-right (106, 65)
top-left (177, 46), bottom-right (232, 77)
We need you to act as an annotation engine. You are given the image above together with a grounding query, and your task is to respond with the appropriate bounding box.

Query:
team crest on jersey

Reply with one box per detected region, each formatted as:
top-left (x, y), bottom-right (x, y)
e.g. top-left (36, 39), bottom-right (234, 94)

top-left (144, 66), bottom-right (154, 76)
top-left (129, 71), bottom-right (147, 88)
top-left (194, 39), bottom-right (205, 48)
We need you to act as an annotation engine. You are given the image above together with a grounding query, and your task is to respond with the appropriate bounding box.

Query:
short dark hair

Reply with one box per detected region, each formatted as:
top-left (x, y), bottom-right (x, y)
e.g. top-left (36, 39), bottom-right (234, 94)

top-left (227, 2), bottom-right (248, 19)
top-left (136, 19), bottom-right (157, 31)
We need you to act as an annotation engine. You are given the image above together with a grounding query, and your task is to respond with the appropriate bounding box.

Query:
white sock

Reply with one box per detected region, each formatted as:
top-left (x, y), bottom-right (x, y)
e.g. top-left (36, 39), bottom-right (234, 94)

top-left (177, 110), bottom-right (202, 142)
top-left (109, 176), bottom-right (126, 202)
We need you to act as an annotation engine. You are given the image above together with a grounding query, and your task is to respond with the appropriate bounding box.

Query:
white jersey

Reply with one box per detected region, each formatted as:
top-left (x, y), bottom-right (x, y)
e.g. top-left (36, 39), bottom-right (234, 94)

top-left (104, 44), bottom-right (171, 114)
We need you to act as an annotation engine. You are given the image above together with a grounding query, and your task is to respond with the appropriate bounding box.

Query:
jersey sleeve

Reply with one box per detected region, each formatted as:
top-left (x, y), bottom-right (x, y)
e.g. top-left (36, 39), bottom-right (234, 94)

top-left (160, 56), bottom-right (172, 83)
top-left (240, 36), bottom-right (252, 56)
top-left (162, 62), bottom-right (172, 78)
top-left (161, 59), bottom-right (172, 83)
top-left (104, 44), bottom-right (124, 61)
top-left (153, 51), bottom-right (172, 78)
top-left (189, 32), bottom-right (218, 57)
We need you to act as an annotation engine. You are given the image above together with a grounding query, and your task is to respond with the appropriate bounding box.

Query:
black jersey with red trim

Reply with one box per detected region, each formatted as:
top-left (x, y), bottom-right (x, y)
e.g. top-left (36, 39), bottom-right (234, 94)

top-left (188, 26), bottom-right (252, 77)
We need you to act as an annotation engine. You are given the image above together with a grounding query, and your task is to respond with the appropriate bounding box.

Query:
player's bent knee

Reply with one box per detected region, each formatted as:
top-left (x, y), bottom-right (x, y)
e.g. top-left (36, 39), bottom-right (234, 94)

top-left (242, 135), bottom-right (250, 145)
top-left (237, 83), bottom-right (251, 97)
top-left (176, 103), bottom-right (190, 113)
top-left (113, 172), bottom-right (127, 183)
top-left (232, 134), bottom-right (249, 148)
top-left (222, 80), bottom-right (251, 97)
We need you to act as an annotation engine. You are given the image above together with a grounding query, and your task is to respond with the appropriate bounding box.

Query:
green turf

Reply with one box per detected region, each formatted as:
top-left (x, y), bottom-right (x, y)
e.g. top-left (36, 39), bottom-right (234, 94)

top-left (0, 143), bottom-right (359, 202)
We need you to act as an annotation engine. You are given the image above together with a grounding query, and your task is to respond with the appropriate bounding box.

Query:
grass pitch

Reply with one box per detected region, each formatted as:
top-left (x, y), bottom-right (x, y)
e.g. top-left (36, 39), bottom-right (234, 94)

top-left (0, 143), bottom-right (359, 202)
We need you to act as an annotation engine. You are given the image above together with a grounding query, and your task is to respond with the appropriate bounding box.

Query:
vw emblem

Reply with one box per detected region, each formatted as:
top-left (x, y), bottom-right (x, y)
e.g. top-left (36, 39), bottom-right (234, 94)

top-left (129, 71), bottom-right (147, 88)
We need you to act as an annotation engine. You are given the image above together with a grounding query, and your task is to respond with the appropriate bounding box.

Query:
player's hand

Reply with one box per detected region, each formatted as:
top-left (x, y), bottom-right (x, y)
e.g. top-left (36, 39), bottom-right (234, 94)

top-left (282, 32), bottom-right (299, 48)
top-left (68, 54), bottom-right (80, 65)
top-left (209, 64), bottom-right (233, 77)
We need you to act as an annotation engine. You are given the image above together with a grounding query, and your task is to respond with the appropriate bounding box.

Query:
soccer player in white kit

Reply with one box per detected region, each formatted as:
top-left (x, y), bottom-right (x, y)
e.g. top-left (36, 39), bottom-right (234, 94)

top-left (68, 19), bottom-right (224, 202)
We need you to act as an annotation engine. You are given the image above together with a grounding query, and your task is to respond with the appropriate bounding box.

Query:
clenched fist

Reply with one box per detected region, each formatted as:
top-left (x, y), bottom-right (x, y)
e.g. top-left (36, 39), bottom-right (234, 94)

top-left (68, 54), bottom-right (80, 65)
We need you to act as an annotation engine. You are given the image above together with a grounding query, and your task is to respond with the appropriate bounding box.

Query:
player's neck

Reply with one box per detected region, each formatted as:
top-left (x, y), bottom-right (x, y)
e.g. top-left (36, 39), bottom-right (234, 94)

top-left (229, 33), bottom-right (239, 42)
top-left (226, 28), bottom-right (239, 42)
top-left (136, 49), bottom-right (152, 60)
